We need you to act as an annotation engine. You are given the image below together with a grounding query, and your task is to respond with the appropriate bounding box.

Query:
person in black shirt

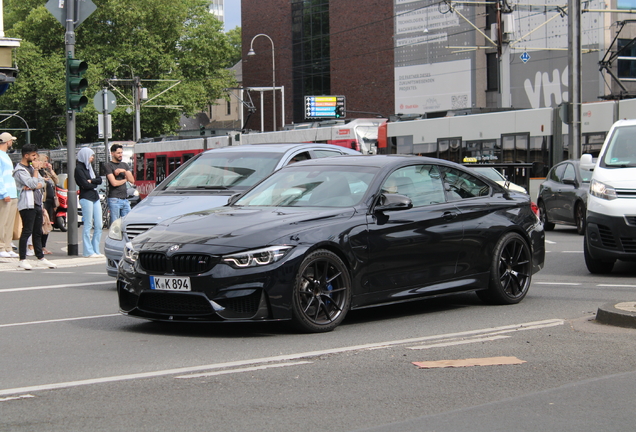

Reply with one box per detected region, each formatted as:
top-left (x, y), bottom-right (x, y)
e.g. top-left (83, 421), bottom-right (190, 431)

top-left (104, 143), bottom-right (134, 223)
top-left (74, 147), bottom-right (103, 258)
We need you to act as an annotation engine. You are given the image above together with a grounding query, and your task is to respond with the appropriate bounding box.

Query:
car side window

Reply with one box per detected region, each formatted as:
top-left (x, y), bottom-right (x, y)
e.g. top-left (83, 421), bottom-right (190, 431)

top-left (287, 152), bottom-right (311, 165)
top-left (313, 150), bottom-right (343, 158)
top-left (550, 163), bottom-right (566, 182)
top-left (381, 165), bottom-right (446, 207)
top-left (562, 164), bottom-right (576, 183)
top-left (442, 167), bottom-right (490, 201)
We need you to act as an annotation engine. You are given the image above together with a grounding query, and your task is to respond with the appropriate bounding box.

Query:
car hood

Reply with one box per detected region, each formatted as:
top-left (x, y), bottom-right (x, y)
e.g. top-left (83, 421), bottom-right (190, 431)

top-left (594, 167), bottom-right (636, 188)
top-left (133, 206), bottom-right (356, 251)
top-left (122, 194), bottom-right (233, 226)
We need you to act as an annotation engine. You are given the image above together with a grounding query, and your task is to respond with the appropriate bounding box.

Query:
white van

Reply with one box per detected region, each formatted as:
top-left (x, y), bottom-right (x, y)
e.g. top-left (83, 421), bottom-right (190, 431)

top-left (583, 119), bottom-right (636, 273)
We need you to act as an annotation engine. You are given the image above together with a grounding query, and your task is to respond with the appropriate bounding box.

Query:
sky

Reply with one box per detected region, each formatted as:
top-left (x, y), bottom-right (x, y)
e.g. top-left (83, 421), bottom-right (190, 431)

top-left (224, 0), bottom-right (241, 32)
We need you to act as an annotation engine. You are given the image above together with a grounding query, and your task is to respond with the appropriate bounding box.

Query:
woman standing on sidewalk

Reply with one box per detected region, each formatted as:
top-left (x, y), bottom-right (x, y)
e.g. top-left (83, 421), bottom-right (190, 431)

top-left (74, 147), bottom-right (103, 258)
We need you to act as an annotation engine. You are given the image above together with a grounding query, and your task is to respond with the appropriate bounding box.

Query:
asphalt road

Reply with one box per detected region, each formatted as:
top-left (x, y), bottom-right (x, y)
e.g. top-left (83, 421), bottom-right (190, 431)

top-left (1, 226), bottom-right (635, 431)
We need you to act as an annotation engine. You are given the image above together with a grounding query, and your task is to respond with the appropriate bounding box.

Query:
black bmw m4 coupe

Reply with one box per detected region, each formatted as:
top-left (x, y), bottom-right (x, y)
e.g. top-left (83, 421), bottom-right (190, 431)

top-left (117, 155), bottom-right (545, 332)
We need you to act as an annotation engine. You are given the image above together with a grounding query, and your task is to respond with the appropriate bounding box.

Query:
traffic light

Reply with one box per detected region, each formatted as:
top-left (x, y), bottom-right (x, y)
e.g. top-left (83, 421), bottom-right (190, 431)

top-left (335, 105), bottom-right (345, 118)
top-left (66, 57), bottom-right (88, 112)
top-left (0, 67), bottom-right (18, 96)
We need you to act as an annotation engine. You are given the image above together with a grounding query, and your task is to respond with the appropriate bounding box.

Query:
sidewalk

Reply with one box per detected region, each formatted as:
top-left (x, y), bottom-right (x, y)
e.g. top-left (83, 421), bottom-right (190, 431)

top-left (0, 229), bottom-right (108, 272)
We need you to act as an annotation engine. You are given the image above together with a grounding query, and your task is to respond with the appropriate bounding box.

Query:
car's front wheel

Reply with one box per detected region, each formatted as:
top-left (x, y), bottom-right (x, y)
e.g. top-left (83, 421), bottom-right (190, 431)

top-left (478, 232), bottom-right (532, 305)
top-left (584, 235), bottom-right (614, 274)
top-left (575, 202), bottom-right (586, 235)
top-left (291, 249), bottom-right (351, 333)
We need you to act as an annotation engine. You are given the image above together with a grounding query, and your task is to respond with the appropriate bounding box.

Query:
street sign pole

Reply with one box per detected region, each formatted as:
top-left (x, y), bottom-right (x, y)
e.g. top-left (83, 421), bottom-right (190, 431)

top-left (103, 89), bottom-right (109, 155)
top-left (65, 0), bottom-right (79, 256)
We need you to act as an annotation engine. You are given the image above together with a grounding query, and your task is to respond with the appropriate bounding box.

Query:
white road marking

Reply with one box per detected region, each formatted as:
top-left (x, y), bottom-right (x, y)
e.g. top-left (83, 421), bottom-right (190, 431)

top-left (0, 318), bottom-right (564, 397)
top-left (545, 240), bottom-right (556, 244)
top-left (176, 361), bottom-right (313, 379)
top-left (0, 281), bottom-right (113, 293)
top-left (0, 314), bottom-right (119, 329)
top-left (599, 284), bottom-right (636, 288)
top-left (562, 251), bottom-right (584, 254)
top-left (408, 335), bottom-right (510, 350)
top-left (535, 282), bottom-right (581, 285)
top-left (0, 394), bottom-right (35, 402)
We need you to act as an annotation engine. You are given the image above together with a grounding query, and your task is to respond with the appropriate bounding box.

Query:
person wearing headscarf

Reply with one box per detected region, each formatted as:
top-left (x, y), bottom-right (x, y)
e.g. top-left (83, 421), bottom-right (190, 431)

top-left (74, 147), bottom-right (103, 257)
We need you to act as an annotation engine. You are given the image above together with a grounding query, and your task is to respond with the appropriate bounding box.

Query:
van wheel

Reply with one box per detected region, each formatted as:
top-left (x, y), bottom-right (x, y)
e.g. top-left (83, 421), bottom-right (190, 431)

top-left (538, 202), bottom-right (554, 231)
top-left (584, 235), bottom-right (614, 274)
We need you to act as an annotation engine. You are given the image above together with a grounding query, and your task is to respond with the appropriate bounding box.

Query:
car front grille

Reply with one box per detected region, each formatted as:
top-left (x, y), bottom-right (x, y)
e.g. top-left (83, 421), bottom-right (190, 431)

top-left (138, 292), bottom-right (213, 315)
top-left (598, 225), bottom-right (617, 248)
top-left (216, 290), bottom-right (262, 315)
top-left (625, 216), bottom-right (636, 226)
top-left (126, 223), bottom-right (156, 240)
top-left (621, 237), bottom-right (636, 253)
top-left (139, 252), bottom-right (216, 274)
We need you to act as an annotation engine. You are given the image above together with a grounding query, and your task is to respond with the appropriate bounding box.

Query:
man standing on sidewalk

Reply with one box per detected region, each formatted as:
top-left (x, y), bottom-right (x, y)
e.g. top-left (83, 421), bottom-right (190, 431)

top-left (13, 144), bottom-right (56, 270)
top-left (0, 132), bottom-right (19, 259)
top-left (104, 143), bottom-right (134, 223)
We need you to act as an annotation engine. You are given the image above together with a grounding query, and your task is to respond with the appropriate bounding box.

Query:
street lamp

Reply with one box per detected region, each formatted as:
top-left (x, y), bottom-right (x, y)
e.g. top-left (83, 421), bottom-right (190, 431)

top-left (248, 34), bottom-right (276, 131)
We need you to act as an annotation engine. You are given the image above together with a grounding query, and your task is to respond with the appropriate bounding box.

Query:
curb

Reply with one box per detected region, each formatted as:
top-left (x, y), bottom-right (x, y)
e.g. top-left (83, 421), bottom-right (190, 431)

top-left (0, 256), bottom-right (105, 271)
top-left (596, 302), bottom-right (636, 329)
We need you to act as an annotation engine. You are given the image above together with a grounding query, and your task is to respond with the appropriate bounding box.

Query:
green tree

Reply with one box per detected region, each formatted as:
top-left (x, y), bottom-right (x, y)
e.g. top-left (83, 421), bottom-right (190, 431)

top-left (226, 26), bottom-right (242, 66)
top-left (0, 0), bottom-right (236, 147)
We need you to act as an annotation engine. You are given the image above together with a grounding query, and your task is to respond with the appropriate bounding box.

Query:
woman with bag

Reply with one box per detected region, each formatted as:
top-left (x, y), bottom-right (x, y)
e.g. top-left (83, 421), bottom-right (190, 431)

top-left (74, 147), bottom-right (103, 257)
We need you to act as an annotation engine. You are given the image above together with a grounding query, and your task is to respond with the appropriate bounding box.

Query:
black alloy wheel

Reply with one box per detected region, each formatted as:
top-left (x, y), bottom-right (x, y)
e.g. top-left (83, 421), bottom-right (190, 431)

top-left (538, 201), bottom-right (554, 231)
top-left (478, 232), bottom-right (532, 305)
top-left (575, 203), bottom-right (586, 235)
top-left (291, 249), bottom-right (351, 333)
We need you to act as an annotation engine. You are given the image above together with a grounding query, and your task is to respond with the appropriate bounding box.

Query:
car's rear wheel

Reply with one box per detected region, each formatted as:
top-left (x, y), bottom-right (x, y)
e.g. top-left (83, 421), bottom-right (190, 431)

top-left (291, 249), bottom-right (351, 333)
top-left (584, 235), bottom-right (614, 274)
top-left (477, 232), bottom-right (531, 305)
top-left (538, 201), bottom-right (554, 231)
top-left (575, 202), bottom-right (586, 235)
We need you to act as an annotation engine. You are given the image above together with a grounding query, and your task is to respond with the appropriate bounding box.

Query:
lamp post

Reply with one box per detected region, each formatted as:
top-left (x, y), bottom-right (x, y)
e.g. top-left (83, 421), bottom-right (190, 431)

top-left (248, 34), bottom-right (276, 131)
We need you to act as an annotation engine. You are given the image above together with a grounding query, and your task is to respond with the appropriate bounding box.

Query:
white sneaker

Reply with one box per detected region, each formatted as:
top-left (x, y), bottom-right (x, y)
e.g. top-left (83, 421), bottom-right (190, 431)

top-left (39, 258), bottom-right (57, 269)
top-left (0, 251), bottom-right (10, 258)
top-left (7, 251), bottom-right (19, 258)
top-left (26, 249), bottom-right (35, 256)
top-left (88, 253), bottom-right (104, 258)
top-left (18, 260), bottom-right (32, 270)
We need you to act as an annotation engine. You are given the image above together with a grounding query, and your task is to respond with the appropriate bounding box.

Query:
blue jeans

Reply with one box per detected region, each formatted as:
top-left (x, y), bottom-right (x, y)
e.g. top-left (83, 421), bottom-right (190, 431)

top-left (80, 198), bottom-right (102, 256)
top-left (108, 198), bottom-right (131, 223)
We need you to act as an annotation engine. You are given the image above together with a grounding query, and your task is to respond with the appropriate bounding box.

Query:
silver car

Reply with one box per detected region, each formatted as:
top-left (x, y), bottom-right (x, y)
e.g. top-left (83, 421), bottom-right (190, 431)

top-left (104, 143), bottom-right (359, 276)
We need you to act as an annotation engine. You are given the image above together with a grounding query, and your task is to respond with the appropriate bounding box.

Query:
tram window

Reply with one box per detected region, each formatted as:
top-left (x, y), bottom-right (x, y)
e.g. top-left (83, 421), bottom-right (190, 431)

top-left (156, 155), bottom-right (166, 183)
top-left (183, 153), bottom-right (195, 163)
top-left (168, 157), bottom-right (181, 174)
top-left (136, 154), bottom-right (144, 181)
top-left (145, 158), bottom-right (155, 181)
top-left (618, 39), bottom-right (636, 79)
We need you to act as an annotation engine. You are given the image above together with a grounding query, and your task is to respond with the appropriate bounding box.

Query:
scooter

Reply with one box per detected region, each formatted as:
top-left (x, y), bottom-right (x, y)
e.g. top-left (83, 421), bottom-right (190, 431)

top-left (54, 186), bottom-right (68, 232)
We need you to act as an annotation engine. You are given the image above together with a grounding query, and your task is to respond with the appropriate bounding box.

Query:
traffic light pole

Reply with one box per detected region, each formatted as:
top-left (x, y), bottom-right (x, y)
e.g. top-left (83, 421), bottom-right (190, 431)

top-left (65, 0), bottom-right (79, 256)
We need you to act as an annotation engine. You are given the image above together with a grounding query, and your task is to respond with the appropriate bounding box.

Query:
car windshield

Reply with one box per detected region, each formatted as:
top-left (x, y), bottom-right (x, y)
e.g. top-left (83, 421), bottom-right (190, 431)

top-left (601, 125), bottom-right (636, 168)
top-left (235, 165), bottom-right (377, 207)
top-left (471, 167), bottom-right (504, 182)
top-left (162, 152), bottom-right (283, 191)
top-left (579, 167), bottom-right (592, 182)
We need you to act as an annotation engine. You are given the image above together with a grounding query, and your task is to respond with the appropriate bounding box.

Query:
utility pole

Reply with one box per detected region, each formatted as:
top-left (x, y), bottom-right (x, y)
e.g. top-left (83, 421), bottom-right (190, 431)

top-left (65, 0), bottom-right (79, 256)
top-left (568, 0), bottom-right (582, 160)
top-left (134, 76), bottom-right (141, 141)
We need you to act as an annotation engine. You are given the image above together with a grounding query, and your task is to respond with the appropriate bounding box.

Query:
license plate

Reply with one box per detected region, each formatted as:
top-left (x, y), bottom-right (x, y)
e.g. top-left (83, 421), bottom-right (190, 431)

top-left (150, 276), bottom-right (191, 291)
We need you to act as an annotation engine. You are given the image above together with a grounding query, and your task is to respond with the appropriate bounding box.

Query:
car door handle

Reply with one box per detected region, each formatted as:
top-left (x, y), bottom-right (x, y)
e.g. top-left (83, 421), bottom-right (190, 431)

top-left (443, 211), bottom-right (457, 220)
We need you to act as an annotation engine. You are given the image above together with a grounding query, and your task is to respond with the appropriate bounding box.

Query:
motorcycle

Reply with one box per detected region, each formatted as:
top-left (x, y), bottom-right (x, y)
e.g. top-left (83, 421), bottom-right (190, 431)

top-left (53, 186), bottom-right (68, 232)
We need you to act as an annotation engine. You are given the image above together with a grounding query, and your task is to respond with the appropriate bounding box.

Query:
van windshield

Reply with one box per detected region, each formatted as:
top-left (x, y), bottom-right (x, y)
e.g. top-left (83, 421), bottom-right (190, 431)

top-left (601, 125), bottom-right (636, 168)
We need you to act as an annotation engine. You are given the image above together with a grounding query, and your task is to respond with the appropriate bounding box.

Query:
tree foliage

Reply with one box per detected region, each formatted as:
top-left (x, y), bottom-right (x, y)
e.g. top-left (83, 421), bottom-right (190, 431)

top-left (0, 0), bottom-right (238, 147)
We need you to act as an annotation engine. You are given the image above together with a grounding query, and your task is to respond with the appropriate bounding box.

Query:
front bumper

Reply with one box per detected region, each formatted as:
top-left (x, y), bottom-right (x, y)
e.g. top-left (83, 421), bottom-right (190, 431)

top-left (116, 248), bottom-right (304, 323)
top-left (104, 236), bottom-right (125, 277)
top-left (586, 210), bottom-right (636, 261)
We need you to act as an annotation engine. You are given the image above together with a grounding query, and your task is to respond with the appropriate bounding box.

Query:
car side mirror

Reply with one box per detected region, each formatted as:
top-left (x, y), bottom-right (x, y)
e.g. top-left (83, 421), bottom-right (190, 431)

top-left (375, 193), bottom-right (413, 212)
top-left (562, 178), bottom-right (577, 186)
top-left (580, 154), bottom-right (595, 170)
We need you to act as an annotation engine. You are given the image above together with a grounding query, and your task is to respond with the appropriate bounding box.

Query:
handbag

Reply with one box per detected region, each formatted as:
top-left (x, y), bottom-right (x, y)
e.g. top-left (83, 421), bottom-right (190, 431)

top-left (42, 208), bottom-right (53, 235)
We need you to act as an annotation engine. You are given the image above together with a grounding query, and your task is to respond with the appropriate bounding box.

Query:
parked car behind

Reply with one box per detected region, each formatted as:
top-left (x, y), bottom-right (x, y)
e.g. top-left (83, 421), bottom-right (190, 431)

top-left (104, 143), bottom-right (360, 277)
top-left (537, 159), bottom-right (592, 235)
top-left (117, 155), bottom-right (545, 332)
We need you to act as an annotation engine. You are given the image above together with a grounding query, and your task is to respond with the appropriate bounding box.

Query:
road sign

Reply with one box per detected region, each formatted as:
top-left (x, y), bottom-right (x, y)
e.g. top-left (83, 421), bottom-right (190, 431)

top-left (93, 89), bottom-right (117, 113)
top-left (46, 0), bottom-right (97, 28)
top-left (305, 96), bottom-right (346, 119)
top-left (98, 114), bottom-right (112, 139)
top-left (520, 52), bottom-right (531, 63)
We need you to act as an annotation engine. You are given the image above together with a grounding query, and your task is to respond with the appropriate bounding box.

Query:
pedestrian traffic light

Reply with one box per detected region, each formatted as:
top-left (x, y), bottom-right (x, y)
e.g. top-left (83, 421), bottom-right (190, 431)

top-left (66, 57), bottom-right (88, 112)
top-left (335, 105), bottom-right (345, 118)
top-left (0, 67), bottom-right (17, 96)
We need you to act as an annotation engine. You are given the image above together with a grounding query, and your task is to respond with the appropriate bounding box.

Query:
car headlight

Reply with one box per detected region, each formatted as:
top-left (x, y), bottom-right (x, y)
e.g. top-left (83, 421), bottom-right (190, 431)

top-left (133, 189), bottom-right (139, 197)
top-left (222, 246), bottom-right (293, 268)
top-left (589, 179), bottom-right (617, 201)
top-left (123, 242), bottom-right (138, 263)
top-left (108, 218), bottom-right (123, 240)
